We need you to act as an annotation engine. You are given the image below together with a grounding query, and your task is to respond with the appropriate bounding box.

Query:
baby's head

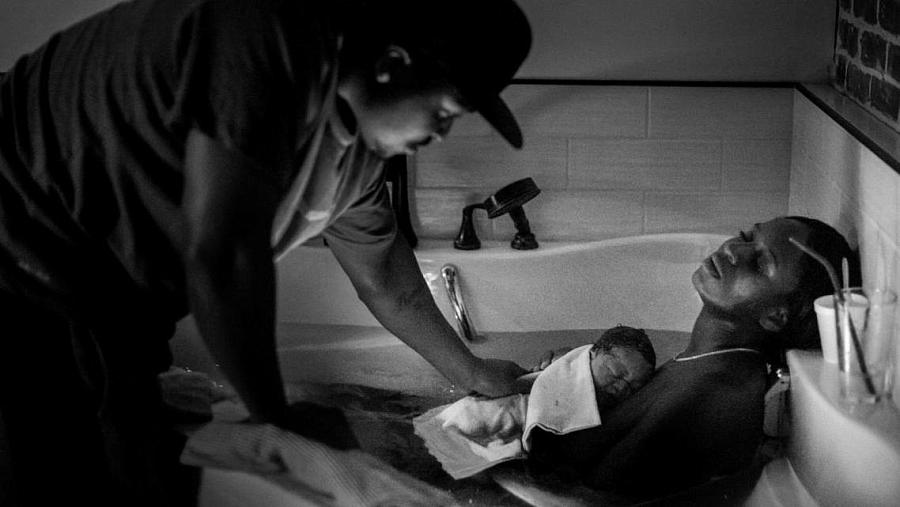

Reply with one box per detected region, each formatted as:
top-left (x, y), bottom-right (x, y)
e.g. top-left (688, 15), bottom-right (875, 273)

top-left (589, 325), bottom-right (656, 408)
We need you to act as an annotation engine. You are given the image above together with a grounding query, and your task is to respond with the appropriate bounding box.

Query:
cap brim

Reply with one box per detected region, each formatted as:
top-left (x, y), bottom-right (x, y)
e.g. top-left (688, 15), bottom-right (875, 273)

top-left (476, 96), bottom-right (523, 149)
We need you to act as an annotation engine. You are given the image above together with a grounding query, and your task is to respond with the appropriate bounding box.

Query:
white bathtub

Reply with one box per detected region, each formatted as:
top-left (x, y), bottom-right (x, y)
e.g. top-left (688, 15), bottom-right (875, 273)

top-left (171, 234), bottom-right (722, 505)
top-left (170, 233), bottom-right (900, 506)
top-left (264, 234), bottom-right (724, 395)
top-left (174, 234), bottom-right (723, 395)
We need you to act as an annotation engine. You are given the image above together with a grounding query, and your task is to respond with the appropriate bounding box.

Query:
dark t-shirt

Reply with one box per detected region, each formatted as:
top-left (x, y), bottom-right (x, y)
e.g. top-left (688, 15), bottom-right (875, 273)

top-left (0, 0), bottom-right (394, 329)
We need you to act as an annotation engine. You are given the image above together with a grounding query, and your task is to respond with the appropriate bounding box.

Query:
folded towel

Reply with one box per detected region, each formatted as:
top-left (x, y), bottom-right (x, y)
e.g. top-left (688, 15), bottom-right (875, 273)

top-left (160, 369), bottom-right (457, 506)
top-left (182, 419), bottom-right (457, 506)
top-left (522, 344), bottom-right (600, 451)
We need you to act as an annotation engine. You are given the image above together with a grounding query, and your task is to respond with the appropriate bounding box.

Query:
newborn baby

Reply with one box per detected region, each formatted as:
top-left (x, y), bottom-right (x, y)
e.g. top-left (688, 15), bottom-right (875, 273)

top-left (587, 325), bottom-right (656, 409)
top-left (440, 326), bottom-right (656, 444)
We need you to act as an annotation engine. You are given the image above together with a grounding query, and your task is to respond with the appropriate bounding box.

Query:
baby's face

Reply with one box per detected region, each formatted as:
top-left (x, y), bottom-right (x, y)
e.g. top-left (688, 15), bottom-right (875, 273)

top-left (590, 346), bottom-right (653, 405)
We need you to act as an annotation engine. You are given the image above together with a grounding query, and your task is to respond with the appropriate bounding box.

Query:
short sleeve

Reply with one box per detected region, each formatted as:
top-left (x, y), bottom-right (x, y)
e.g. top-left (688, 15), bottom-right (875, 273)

top-left (169, 0), bottom-right (327, 182)
top-left (322, 174), bottom-right (398, 252)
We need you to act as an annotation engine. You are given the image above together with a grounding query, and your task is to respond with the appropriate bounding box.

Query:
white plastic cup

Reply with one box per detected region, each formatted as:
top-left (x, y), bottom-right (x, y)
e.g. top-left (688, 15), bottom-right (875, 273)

top-left (814, 293), bottom-right (868, 364)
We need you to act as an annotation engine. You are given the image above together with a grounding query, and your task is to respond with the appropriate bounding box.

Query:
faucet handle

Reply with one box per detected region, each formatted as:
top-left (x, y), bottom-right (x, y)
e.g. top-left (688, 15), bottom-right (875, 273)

top-left (454, 203), bottom-right (484, 250)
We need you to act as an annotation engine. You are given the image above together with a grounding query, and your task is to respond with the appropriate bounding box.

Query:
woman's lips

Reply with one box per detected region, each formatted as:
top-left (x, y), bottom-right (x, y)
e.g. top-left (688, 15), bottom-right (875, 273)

top-left (703, 256), bottom-right (721, 278)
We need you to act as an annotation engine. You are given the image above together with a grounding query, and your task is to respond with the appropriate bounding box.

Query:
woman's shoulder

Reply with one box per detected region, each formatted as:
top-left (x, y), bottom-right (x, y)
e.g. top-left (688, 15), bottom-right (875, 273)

top-left (653, 356), bottom-right (766, 404)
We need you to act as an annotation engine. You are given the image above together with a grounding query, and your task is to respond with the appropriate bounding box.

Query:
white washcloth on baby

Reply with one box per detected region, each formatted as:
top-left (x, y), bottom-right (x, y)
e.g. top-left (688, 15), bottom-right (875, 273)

top-left (522, 344), bottom-right (600, 451)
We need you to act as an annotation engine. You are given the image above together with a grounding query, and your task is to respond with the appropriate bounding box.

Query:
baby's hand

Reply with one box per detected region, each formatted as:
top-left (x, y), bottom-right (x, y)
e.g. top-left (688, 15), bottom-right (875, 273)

top-left (530, 347), bottom-right (573, 372)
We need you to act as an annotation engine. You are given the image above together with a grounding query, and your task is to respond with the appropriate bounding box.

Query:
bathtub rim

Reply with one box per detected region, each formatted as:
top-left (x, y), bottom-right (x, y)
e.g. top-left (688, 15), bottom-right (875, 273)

top-left (296, 232), bottom-right (731, 259)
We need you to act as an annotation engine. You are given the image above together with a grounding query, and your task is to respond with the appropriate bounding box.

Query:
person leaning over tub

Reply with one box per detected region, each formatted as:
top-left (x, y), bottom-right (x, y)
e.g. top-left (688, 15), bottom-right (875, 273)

top-left (0, 0), bottom-right (532, 505)
top-left (442, 325), bottom-right (657, 443)
top-left (527, 216), bottom-right (854, 501)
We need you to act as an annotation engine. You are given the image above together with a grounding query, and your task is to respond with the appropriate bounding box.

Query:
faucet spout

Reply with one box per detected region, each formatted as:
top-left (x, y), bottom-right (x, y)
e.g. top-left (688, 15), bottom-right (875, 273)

top-left (441, 264), bottom-right (479, 341)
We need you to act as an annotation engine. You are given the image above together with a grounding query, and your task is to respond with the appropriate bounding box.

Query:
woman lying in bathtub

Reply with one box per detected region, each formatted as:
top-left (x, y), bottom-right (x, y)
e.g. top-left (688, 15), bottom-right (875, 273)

top-left (527, 216), bottom-right (853, 501)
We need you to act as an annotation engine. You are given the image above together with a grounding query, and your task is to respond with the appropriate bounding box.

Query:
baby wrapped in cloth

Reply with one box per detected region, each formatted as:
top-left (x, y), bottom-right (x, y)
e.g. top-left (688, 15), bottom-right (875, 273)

top-left (413, 326), bottom-right (655, 479)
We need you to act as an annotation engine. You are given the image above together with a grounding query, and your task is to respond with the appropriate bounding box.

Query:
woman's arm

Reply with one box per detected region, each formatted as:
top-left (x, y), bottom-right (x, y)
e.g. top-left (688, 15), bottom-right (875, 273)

top-left (528, 382), bottom-right (671, 480)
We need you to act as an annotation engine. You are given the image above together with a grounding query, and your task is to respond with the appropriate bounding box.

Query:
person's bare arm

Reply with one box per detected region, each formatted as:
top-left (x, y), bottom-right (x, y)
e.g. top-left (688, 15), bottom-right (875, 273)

top-left (580, 410), bottom-right (671, 492)
top-left (528, 382), bottom-right (671, 475)
top-left (181, 130), bottom-right (356, 448)
top-left (182, 129), bottom-right (286, 423)
top-left (326, 232), bottom-right (526, 396)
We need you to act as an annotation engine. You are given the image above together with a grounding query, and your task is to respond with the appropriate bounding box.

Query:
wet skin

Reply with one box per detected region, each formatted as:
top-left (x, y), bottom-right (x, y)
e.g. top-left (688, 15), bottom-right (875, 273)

top-left (692, 217), bottom-right (811, 320)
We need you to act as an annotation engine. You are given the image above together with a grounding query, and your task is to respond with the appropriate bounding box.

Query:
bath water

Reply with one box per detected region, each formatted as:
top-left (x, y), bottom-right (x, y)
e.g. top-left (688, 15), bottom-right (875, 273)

top-left (286, 382), bottom-right (529, 506)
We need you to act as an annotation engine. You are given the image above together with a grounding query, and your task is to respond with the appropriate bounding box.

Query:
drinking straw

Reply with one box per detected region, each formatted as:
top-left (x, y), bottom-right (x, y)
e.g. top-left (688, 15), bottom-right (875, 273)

top-left (842, 257), bottom-right (849, 290)
top-left (789, 238), bottom-right (876, 395)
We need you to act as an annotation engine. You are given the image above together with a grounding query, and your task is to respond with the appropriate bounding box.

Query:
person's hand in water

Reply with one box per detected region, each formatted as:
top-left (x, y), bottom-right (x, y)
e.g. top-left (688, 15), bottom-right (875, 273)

top-left (269, 401), bottom-right (360, 450)
top-left (530, 347), bottom-right (574, 372)
top-left (469, 358), bottom-right (529, 397)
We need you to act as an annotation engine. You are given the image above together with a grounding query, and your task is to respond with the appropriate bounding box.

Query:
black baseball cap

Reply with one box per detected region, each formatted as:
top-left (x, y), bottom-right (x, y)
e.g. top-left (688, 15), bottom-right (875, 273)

top-left (375, 0), bottom-right (532, 149)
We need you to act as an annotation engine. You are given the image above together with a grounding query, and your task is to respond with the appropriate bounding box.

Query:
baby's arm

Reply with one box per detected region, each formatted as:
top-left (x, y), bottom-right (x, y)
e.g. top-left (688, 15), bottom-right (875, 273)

top-left (513, 371), bottom-right (541, 393)
top-left (530, 346), bottom-right (574, 372)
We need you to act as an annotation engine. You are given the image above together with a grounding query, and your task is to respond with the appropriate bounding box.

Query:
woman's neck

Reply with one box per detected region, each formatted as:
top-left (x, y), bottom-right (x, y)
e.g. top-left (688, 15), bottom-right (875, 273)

top-left (684, 305), bottom-right (764, 356)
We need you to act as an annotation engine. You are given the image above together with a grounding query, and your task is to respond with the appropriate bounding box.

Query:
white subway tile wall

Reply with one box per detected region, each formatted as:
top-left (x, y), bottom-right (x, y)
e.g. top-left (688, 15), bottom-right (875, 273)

top-left (412, 85), bottom-right (793, 242)
top-left (790, 90), bottom-right (899, 283)
top-left (649, 87), bottom-right (793, 139)
top-left (644, 191), bottom-right (788, 234)
top-left (789, 90), bottom-right (900, 403)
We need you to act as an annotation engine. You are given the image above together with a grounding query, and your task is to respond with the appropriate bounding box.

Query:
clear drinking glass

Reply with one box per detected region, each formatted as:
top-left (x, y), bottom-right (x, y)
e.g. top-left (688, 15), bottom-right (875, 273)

top-left (835, 288), bottom-right (897, 403)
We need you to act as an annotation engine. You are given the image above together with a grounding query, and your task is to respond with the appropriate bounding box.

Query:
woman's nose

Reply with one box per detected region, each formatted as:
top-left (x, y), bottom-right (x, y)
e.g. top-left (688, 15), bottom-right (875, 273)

top-left (724, 242), bottom-right (752, 265)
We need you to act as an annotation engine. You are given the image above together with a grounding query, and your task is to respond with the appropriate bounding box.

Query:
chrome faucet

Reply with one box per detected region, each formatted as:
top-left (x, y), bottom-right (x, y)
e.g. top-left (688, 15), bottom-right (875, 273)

top-left (441, 264), bottom-right (479, 341)
top-left (454, 177), bottom-right (541, 250)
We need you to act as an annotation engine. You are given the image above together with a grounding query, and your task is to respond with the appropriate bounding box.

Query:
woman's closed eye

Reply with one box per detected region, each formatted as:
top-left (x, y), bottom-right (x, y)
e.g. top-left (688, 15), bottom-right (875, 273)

top-left (736, 230), bottom-right (774, 275)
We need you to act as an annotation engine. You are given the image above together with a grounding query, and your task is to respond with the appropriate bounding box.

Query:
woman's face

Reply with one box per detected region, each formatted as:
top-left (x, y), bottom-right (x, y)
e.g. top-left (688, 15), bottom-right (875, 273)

top-left (692, 217), bottom-right (811, 319)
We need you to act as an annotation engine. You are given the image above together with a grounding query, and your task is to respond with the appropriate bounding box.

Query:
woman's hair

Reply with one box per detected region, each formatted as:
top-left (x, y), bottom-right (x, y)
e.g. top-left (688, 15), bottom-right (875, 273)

top-left (592, 325), bottom-right (657, 370)
top-left (769, 216), bottom-right (857, 362)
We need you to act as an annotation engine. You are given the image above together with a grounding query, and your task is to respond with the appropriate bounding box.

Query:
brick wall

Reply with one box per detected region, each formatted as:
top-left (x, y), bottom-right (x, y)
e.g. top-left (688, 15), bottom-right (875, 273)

top-left (834, 0), bottom-right (900, 132)
top-left (409, 85), bottom-right (792, 244)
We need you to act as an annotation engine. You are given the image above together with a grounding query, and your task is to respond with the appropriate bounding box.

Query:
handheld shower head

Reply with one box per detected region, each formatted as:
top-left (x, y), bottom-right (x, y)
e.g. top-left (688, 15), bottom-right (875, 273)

top-left (483, 177), bottom-right (541, 218)
top-left (453, 177), bottom-right (541, 250)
